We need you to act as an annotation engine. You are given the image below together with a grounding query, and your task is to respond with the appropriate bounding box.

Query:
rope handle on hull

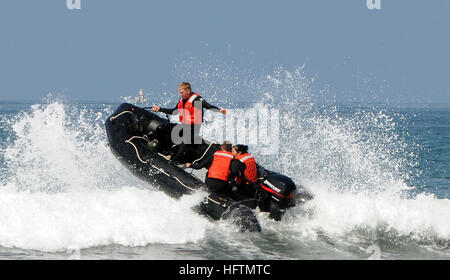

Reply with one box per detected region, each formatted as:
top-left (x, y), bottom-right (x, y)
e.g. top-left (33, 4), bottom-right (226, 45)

top-left (124, 136), bottom-right (197, 192)
top-left (109, 110), bottom-right (134, 121)
top-left (124, 135), bottom-right (221, 205)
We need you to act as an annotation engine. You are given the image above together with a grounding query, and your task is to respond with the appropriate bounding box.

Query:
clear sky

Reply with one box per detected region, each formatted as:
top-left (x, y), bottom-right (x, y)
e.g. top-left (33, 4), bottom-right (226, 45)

top-left (0, 0), bottom-right (449, 103)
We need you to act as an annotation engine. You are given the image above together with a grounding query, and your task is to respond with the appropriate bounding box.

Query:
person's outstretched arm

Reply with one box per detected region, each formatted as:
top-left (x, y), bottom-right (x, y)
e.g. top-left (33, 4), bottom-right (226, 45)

top-left (152, 103), bottom-right (178, 115)
top-left (186, 154), bottom-right (213, 170)
top-left (199, 98), bottom-right (228, 115)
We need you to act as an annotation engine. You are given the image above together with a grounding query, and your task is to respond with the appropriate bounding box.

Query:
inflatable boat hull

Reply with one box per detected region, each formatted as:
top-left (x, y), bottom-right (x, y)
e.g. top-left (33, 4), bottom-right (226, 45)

top-left (105, 103), bottom-right (313, 232)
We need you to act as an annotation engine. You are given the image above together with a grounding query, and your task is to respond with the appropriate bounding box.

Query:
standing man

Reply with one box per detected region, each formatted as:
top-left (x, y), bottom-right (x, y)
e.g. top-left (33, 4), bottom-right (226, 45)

top-left (152, 82), bottom-right (228, 163)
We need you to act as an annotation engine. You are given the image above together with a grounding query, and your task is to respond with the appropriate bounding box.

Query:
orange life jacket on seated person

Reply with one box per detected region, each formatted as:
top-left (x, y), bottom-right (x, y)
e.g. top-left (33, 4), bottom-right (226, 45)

top-left (207, 151), bottom-right (234, 181)
top-left (235, 153), bottom-right (258, 184)
top-left (177, 92), bottom-right (203, 125)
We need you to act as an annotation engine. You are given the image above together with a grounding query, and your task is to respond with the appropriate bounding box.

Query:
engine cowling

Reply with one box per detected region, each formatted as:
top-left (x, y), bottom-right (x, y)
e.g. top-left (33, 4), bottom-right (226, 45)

top-left (257, 172), bottom-right (297, 220)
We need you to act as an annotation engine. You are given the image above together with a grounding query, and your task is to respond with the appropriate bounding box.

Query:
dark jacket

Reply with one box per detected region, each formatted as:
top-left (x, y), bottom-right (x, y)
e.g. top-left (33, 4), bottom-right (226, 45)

top-left (159, 94), bottom-right (220, 123)
top-left (190, 152), bottom-right (246, 182)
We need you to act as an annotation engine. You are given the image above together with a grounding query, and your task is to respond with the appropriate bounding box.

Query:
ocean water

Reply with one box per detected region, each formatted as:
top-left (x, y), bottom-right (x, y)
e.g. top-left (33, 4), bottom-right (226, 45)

top-left (0, 72), bottom-right (449, 260)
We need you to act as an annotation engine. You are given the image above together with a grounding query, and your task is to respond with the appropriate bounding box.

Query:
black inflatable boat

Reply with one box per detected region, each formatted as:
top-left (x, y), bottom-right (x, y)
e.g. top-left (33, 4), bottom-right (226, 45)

top-left (105, 103), bottom-right (313, 232)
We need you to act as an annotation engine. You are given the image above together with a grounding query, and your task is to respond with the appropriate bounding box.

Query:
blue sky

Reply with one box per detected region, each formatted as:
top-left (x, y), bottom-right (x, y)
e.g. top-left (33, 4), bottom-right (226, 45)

top-left (0, 0), bottom-right (449, 103)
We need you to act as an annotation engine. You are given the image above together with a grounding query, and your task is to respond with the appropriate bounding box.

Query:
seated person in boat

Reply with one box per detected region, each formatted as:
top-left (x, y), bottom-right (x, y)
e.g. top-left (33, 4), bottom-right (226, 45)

top-left (232, 145), bottom-right (259, 198)
top-left (186, 141), bottom-right (246, 198)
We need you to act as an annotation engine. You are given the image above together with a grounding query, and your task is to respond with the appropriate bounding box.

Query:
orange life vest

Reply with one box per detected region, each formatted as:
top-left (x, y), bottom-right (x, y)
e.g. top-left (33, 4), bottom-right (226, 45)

top-left (235, 153), bottom-right (258, 184)
top-left (207, 151), bottom-right (234, 181)
top-left (177, 92), bottom-right (202, 124)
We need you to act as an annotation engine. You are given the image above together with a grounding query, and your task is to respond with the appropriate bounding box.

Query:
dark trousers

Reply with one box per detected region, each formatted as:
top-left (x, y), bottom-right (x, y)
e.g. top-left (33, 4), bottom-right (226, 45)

top-left (172, 124), bottom-right (202, 163)
top-left (236, 182), bottom-right (257, 198)
top-left (205, 177), bottom-right (231, 197)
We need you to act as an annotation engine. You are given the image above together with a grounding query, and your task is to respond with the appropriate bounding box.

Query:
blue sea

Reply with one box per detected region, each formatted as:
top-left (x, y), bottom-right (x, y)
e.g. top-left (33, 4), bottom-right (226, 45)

top-left (0, 80), bottom-right (449, 260)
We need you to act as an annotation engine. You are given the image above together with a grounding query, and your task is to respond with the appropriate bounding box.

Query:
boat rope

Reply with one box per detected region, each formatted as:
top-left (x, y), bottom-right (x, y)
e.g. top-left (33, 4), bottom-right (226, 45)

top-left (109, 110), bottom-right (134, 121)
top-left (154, 166), bottom-right (222, 206)
top-left (125, 136), bottom-right (197, 192)
top-left (157, 153), bottom-right (171, 160)
top-left (191, 141), bottom-right (215, 164)
top-left (124, 135), bottom-right (222, 204)
top-left (206, 196), bottom-right (226, 207)
top-left (185, 141), bottom-right (215, 175)
top-left (125, 138), bottom-right (149, 164)
top-left (126, 135), bottom-right (150, 142)
top-left (148, 163), bottom-right (197, 192)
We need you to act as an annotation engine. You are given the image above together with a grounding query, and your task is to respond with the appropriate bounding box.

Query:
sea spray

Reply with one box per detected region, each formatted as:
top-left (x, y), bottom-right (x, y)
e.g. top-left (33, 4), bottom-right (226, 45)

top-left (0, 101), bottom-right (211, 251)
top-left (176, 60), bottom-right (450, 247)
top-left (0, 62), bottom-right (448, 256)
top-left (0, 187), bottom-right (209, 251)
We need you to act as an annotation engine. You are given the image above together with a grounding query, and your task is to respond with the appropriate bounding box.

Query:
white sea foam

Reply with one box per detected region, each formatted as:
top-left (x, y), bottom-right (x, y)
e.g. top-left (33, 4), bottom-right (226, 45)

top-left (283, 181), bottom-right (450, 241)
top-left (0, 102), bottom-right (210, 252)
top-left (0, 187), bottom-right (209, 252)
top-left (189, 64), bottom-right (450, 244)
top-left (0, 63), bottom-right (449, 253)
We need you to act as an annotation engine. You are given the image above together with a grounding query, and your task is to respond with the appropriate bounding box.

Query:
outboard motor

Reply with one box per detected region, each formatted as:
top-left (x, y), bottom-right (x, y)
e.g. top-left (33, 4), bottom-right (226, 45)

top-left (256, 172), bottom-right (297, 221)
